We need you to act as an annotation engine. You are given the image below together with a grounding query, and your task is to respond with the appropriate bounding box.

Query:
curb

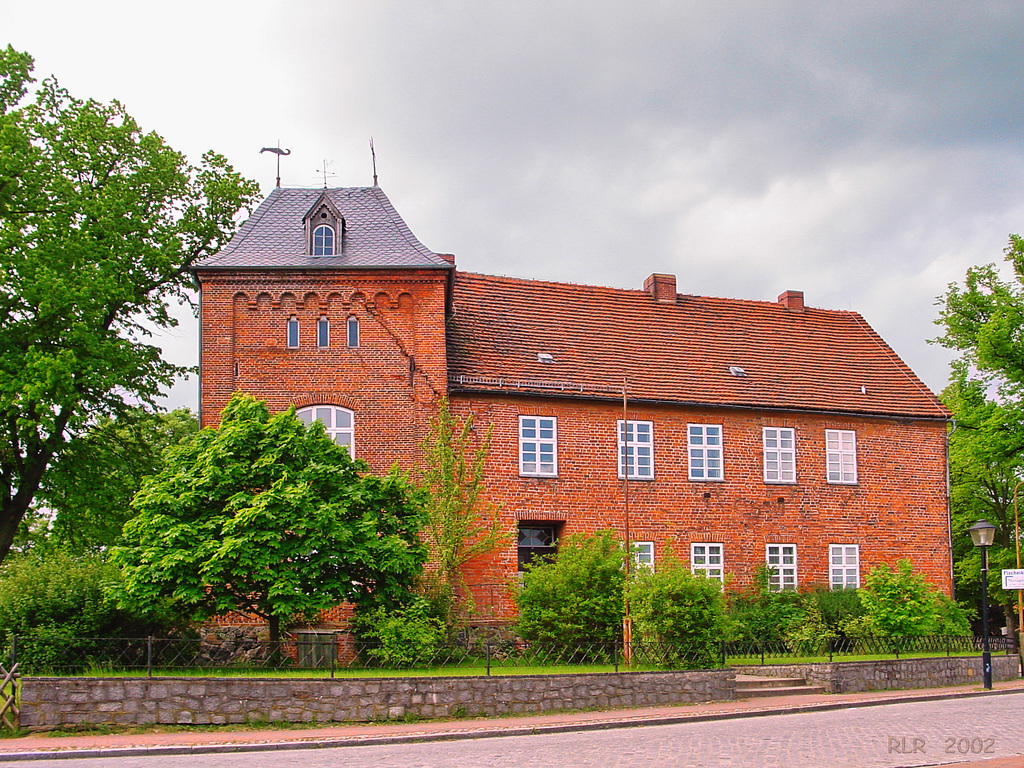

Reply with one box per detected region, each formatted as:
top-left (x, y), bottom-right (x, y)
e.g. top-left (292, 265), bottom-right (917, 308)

top-left (2, 686), bottom-right (1023, 762)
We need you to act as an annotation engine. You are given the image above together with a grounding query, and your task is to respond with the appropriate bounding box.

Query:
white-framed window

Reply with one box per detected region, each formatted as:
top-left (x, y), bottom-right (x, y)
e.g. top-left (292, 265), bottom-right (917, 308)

top-left (617, 420), bottom-right (654, 479)
top-left (830, 544), bottom-right (860, 589)
top-left (688, 424), bottom-right (723, 481)
top-left (691, 543), bottom-right (724, 582)
top-left (347, 315), bottom-right (359, 348)
top-left (317, 316), bottom-right (330, 348)
top-left (297, 405), bottom-right (354, 454)
top-left (763, 427), bottom-right (796, 483)
top-left (286, 315), bottom-right (299, 348)
top-left (519, 416), bottom-right (557, 476)
top-left (633, 541), bottom-right (655, 571)
top-left (766, 544), bottom-right (797, 591)
top-left (312, 224), bottom-right (335, 256)
top-left (826, 429), bottom-right (857, 484)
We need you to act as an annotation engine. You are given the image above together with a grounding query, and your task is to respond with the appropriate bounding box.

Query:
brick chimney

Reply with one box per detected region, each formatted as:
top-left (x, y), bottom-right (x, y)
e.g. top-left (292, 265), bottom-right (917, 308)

top-left (644, 273), bottom-right (677, 303)
top-left (778, 290), bottom-right (804, 311)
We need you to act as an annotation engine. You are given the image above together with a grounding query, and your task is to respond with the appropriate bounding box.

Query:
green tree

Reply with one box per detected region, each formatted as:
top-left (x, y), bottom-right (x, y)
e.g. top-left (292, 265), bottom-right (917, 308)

top-left (515, 531), bottom-right (625, 645)
top-left (627, 557), bottom-right (726, 668)
top-left (941, 368), bottom-right (1024, 637)
top-left (0, 46), bottom-right (259, 565)
top-left (110, 393), bottom-right (427, 642)
top-left (419, 397), bottom-right (505, 622)
top-left (25, 408), bottom-right (198, 552)
top-left (935, 239), bottom-right (1024, 640)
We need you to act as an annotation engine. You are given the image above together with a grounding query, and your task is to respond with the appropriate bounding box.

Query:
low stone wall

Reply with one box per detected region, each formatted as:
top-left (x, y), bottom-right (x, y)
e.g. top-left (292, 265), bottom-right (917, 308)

top-left (733, 654), bottom-right (1020, 693)
top-left (19, 669), bottom-right (735, 729)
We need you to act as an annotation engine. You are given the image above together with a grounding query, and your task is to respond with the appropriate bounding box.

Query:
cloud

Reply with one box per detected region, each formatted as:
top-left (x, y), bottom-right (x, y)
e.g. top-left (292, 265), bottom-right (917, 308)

top-left (7, 0), bottom-right (1024, 402)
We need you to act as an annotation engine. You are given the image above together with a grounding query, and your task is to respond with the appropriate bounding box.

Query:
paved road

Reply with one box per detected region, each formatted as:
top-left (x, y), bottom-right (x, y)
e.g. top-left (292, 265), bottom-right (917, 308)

top-left (15, 692), bottom-right (1024, 768)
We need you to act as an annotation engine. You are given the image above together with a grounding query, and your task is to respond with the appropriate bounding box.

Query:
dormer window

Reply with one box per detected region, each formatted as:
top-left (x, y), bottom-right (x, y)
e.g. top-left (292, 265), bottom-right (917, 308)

top-left (303, 193), bottom-right (344, 256)
top-left (313, 224), bottom-right (335, 256)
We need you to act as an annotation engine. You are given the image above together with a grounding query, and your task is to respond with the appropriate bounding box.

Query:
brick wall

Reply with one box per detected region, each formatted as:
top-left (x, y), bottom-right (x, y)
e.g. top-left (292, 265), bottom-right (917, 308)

top-left (450, 394), bottom-right (951, 617)
top-left (196, 268), bottom-right (450, 473)
top-left (197, 268), bottom-right (951, 626)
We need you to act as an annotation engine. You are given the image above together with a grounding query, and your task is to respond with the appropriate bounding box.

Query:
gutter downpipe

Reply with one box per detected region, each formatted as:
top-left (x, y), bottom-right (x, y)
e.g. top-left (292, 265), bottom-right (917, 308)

top-left (946, 418), bottom-right (956, 599)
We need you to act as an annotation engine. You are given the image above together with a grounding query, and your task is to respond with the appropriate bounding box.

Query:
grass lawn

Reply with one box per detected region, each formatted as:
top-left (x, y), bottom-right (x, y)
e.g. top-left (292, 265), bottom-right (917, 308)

top-left (19, 649), bottom-right (986, 679)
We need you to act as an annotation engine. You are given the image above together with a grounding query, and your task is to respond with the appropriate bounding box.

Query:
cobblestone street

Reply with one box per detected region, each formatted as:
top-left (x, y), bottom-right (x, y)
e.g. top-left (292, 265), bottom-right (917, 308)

top-left (14, 691), bottom-right (1024, 768)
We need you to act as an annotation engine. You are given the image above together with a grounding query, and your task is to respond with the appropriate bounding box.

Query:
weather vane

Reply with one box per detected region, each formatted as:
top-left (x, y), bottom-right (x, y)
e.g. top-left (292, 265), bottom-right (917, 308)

top-left (259, 143), bottom-right (291, 188)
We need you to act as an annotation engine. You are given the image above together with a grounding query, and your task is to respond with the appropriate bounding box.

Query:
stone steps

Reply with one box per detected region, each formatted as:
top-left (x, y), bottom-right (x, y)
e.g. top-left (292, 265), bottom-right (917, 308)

top-left (735, 673), bottom-right (828, 698)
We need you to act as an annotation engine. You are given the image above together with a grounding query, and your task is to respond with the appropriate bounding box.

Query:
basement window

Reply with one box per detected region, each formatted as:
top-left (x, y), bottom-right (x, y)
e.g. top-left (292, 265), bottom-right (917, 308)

top-left (518, 523), bottom-right (559, 571)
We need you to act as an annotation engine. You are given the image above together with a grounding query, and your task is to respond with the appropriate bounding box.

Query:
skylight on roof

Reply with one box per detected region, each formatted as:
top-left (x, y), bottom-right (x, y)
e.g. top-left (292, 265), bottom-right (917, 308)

top-left (538, 353), bottom-right (554, 364)
top-left (729, 366), bottom-right (747, 377)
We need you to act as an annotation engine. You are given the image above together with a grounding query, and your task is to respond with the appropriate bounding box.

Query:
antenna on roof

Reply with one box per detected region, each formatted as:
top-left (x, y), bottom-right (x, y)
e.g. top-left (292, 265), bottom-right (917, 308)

top-left (370, 137), bottom-right (378, 186)
top-left (315, 160), bottom-right (337, 189)
top-left (259, 143), bottom-right (291, 188)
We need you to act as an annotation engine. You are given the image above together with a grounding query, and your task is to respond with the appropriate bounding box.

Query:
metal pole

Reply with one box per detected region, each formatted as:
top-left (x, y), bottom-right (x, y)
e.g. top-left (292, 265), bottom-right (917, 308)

top-left (981, 543), bottom-right (993, 689)
top-left (1015, 481), bottom-right (1024, 677)
top-left (147, 636), bottom-right (153, 678)
top-left (621, 380), bottom-right (633, 665)
top-left (486, 642), bottom-right (491, 676)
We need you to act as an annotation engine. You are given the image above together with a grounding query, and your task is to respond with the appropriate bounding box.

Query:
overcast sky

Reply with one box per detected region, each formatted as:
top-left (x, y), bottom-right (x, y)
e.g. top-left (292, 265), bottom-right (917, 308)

top-left (7, 1), bottom-right (1024, 410)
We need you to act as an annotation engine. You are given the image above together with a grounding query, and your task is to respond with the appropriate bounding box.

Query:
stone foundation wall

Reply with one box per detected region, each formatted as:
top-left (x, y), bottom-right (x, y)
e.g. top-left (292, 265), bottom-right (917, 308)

top-left (733, 655), bottom-right (1020, 693)
top-left (19, 669), bottom-right (735, 729)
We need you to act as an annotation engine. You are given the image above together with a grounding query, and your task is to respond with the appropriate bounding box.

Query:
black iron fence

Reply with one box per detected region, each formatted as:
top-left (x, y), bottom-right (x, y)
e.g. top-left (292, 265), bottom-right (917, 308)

top-left (3, 633), bottom-right (1014, 678)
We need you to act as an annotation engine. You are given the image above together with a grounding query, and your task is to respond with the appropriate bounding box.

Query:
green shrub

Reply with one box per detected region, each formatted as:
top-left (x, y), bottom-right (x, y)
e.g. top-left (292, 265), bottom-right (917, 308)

top-left (515, 531), bottom-right (625, 645)
top-left (854, 560), bottom-right (972, 637)
top-left (0, 550), bottom-right (181, 672)
top-left (809, 585), bottom-right (865, 634)
top-left (726, 565), bottom-right (807, 643)
top-left (0, 550), bottom-right (169, 639)
top-left (627, 557), bottom-right (726, 668)
top-left (351, 599), bottom-right (447, 667)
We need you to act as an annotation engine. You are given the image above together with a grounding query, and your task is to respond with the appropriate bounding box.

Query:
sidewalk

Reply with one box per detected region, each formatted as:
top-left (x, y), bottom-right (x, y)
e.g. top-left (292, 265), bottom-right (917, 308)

top-left (2, 678), bottom-right (1023, 762)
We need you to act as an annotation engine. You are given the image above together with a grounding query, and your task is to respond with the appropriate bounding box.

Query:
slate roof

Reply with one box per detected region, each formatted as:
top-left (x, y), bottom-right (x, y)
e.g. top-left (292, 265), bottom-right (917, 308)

top-left (447, 273), bottom-right (948, 420)
top-left (193, 187), bottom-right (453, 270)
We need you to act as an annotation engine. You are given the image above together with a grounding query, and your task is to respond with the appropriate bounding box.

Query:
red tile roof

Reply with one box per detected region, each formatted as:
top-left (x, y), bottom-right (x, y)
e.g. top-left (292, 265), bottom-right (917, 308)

top-left (446, 272), bottom-right (948, 420)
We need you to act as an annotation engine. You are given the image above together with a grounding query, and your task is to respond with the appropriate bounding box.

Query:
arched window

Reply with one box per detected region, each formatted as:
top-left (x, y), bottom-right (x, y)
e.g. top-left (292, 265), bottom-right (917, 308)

top-left (297, 405), bottom-right (354, 455)
top-left (312, 224), bottom-right (335, 256)
top-left (317, 316), bottom-right (330, 347)
top-left (347, 315), bottom-right (359, 347)
top-left (286, 315), bottom-right (299, 348)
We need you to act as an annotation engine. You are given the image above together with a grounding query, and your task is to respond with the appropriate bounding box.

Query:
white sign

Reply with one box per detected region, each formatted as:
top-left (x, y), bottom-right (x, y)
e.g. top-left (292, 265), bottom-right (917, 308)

top-left (1002, 569), bottom-right (1024, 590)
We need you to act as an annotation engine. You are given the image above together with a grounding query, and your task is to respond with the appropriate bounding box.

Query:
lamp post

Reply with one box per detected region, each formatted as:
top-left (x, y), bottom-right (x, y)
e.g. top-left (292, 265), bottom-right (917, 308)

top-left (969, 519), bottom-right (997, 690)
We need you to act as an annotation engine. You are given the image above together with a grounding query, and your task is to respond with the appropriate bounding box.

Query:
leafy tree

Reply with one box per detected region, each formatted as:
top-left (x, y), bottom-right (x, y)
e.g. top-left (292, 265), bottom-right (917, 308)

top-left (515, 531), bottom-right (625, 645)
top-left (110, 393), bottom-right (428, 642)
top-left (419, 397), bottom-right (506, 622)
top-left (627, 556), bottom-right (726, 668)
top-left (0, 46), bottom-right (259, 565)
top-left (935, 239), bottom-right (1024, 640)
top-left (22, 408), bottom-right (198, 552)
top-left (941, 369), bottom-right (1023, 636)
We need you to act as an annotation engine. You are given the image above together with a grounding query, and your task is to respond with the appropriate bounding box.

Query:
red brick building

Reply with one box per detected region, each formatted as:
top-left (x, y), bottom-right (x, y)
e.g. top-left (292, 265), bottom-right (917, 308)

top-left (194, 186), bottom-right (953, 621)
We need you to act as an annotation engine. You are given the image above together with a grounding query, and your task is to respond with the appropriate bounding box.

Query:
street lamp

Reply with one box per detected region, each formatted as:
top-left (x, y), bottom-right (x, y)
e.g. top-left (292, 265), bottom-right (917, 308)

top-left (969, 518), bottom-right (997, 690)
